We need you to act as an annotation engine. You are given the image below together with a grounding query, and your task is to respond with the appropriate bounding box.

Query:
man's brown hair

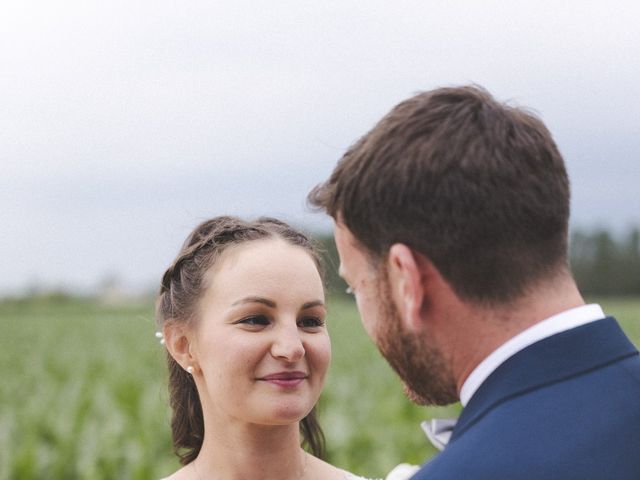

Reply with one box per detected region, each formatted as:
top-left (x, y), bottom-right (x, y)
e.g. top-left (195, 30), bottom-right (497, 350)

top-left (308, 85), bottom-right (570, 303)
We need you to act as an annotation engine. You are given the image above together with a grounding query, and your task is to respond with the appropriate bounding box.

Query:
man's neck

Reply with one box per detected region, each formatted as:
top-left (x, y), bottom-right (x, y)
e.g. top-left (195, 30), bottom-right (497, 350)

top-left (448, 272), bottom-right (585, 396)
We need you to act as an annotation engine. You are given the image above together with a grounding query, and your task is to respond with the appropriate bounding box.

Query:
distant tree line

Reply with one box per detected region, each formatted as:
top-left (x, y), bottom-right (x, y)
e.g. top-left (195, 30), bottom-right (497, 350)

top-left (570, 227), bottom-right (640, 296)
top-left (5, 227), bottom-right (637, 304)
top-left (313, 226), bottom-right (640, 297)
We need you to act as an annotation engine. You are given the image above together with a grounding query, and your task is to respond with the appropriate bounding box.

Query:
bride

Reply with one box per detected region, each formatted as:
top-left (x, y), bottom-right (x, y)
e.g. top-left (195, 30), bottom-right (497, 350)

top-left (156, 215), bottom-right (379, 480)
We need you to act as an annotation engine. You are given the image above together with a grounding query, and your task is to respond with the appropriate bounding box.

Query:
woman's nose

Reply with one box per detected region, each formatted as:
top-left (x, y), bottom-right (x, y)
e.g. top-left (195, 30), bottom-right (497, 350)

top-left (270, 324), bottom-right (305, 362)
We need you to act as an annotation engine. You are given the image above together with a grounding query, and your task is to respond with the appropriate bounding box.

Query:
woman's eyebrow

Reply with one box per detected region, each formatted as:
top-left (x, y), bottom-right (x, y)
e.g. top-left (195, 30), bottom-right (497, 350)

top-left (301, 300), bottom-right (325, 310)
top-left (231, 296), bottom-right (276, 308)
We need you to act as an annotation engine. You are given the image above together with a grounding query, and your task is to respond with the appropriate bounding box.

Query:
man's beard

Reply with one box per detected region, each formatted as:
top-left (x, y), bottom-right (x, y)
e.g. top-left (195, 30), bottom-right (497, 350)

top-left (374, 271), bottom-right (458, 406)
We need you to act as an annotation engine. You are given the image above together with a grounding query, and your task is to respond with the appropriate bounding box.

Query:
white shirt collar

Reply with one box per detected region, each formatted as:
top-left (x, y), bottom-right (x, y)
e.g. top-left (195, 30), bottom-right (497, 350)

top-left (459, 304), bottom-right (606, 407)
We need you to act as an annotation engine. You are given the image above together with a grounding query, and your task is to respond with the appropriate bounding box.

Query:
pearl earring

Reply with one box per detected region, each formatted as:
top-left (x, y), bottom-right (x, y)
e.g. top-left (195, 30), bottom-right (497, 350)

top-left (154, 331), bottom-right (165, 345)
top-left (186, 365), bottom-right (194, 374)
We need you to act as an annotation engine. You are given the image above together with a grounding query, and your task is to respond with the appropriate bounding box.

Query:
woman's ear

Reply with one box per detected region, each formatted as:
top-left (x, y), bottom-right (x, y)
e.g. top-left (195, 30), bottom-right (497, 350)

top-left (387, 244), bottom-right (427, 332)
top-left (163, 322), bottom-right (197, 373)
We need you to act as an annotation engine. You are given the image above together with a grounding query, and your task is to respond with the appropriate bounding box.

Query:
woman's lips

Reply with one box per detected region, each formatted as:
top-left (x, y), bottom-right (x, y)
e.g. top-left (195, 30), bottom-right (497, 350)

top-left (259, 371), bottom-right (308, 388)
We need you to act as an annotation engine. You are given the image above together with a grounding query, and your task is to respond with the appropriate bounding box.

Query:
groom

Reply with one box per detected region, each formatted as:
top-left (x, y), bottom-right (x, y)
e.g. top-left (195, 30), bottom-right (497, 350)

top-left (308, 85), bottom-right (640, 479)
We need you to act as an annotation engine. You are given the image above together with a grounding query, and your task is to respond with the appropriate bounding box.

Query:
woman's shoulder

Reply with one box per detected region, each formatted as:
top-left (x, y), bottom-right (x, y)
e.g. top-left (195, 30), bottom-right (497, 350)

top-left (158, 464), bottom-right (191, 480)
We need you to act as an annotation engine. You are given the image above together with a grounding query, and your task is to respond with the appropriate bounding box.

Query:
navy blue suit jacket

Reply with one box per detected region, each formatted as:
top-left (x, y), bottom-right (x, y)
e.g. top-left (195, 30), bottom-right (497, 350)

top-left (413, 317), bottom-right (640, 480)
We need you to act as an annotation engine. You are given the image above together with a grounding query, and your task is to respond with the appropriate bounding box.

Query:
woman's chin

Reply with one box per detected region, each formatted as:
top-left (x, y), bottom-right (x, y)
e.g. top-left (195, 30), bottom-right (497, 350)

top-left (261, 401), bottom-right (314, 425)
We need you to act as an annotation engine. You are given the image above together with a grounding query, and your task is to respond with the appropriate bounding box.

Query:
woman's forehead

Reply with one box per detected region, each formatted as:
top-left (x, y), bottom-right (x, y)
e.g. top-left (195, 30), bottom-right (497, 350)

top-left (201, 239), bottom-right (324, 303)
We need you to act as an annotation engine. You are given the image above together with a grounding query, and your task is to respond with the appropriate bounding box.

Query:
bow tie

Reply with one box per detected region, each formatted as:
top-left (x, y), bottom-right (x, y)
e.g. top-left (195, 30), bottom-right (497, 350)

top-left (421, 418), bottom-right (457, 451)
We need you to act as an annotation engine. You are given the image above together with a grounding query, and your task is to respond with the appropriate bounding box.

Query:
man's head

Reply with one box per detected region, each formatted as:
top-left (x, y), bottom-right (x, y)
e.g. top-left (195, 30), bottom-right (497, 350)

top-left (309, 85), bottom-right (571, 404)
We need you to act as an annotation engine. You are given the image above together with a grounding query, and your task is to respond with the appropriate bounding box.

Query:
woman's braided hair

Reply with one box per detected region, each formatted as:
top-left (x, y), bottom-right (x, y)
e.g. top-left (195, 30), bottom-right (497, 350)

top-left (155, 216), bottom-right (326, 464)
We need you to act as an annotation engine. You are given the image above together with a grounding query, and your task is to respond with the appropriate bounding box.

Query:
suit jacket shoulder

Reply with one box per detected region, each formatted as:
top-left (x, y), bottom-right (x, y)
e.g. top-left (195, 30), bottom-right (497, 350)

top-left (414, 317), bottom-right (640, 480)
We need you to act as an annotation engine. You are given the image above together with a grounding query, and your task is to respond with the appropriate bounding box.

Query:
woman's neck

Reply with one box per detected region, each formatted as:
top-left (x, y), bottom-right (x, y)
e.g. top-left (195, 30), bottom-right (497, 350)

top-left (192, 419), bottom-right (308, 480)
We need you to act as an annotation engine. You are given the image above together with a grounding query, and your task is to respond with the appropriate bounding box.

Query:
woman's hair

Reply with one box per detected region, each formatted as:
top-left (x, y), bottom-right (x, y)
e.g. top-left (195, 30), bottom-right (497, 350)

top-left (155, 215), bottom-right (326, 465)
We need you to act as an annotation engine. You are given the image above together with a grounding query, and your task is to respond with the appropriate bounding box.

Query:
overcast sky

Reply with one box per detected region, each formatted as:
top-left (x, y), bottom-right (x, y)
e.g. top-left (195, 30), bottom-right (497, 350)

top-left (1, 0), bottom-right (639, 294)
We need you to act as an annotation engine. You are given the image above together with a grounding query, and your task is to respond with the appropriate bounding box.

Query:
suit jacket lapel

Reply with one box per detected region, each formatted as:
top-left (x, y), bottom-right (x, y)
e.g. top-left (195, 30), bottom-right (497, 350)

top-left (451, 317), bottom-right (638, 442)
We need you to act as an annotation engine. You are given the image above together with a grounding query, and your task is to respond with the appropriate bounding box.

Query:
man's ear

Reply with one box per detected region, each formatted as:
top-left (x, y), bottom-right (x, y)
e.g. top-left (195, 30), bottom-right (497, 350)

top-left (387, 244), bottom-right (428, 332)
top-left (163, 321), bottom-right (198, 373)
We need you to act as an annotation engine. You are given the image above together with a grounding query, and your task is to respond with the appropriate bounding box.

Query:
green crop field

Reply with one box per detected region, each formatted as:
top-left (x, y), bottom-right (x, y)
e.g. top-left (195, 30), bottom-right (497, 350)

top-left (1, 296), bottom-right (639, 479)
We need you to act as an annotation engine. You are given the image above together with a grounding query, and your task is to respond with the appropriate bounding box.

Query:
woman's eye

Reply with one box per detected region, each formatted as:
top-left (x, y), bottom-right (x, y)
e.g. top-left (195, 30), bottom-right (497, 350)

top-left (298, 316), bottom-right (325, 329)
top-left (237, 315), bottom-right (270, 326)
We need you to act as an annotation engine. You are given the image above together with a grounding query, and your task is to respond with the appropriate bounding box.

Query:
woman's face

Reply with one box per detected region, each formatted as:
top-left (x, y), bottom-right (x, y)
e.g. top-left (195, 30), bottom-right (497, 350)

top-left (192, 238), bottom-right (330, 427)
